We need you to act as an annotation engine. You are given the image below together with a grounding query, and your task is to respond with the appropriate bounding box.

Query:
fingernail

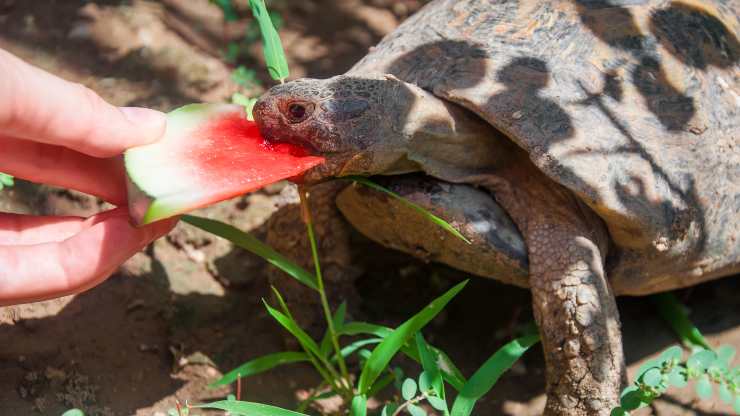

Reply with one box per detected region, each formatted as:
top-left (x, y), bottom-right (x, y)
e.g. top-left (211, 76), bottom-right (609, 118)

top-left (120, 107), bottom-right (166, 142)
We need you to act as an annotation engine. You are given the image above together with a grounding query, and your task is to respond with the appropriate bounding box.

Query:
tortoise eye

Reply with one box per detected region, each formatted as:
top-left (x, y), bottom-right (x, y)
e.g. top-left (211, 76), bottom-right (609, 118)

top-left (285, 101), bottom-right (314, 123)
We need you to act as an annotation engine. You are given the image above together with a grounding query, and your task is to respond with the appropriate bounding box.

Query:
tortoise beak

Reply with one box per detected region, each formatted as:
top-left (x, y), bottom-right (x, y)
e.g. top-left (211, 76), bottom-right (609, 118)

top-left (252, 98), bottom-right (277, 142)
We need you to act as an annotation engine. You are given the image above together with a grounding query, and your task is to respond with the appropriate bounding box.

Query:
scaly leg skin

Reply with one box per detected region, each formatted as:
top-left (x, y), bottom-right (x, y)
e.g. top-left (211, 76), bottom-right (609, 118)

top-left (480, 157), bottom-right (625, 415)
top-left (527, 217), bottom-right (624, 415)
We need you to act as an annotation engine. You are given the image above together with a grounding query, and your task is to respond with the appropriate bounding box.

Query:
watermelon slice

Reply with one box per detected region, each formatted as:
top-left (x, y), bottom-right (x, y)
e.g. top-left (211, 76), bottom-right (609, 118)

top-left (125, 103), bottom-right (324, 225)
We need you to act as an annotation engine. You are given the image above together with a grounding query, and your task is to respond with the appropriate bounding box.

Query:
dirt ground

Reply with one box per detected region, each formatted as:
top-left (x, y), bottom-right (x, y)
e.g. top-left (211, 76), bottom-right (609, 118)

top-left (1, 1), bottom-right (738, 415)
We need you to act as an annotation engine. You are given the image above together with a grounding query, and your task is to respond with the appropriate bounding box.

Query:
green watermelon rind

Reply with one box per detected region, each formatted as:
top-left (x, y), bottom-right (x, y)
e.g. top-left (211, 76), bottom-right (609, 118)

top-left (124, 103), bottom-right (245, 225)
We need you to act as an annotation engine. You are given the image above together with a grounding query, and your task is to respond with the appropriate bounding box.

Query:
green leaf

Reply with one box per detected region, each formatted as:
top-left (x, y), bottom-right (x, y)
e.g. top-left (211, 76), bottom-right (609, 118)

top-left (197, 400), bottom-right (308, 415)
top-left (636, 358), bottom-right (663, 380)
top-left (209, 351), bottom-right (309, 387)
top-left (653, 293), bottom-right (711, 350)
top-left (659, 345), bottom-right (684, 364)
top-left (183, 216), bottom-right (318, 291)
top-left (346, 176), bottom-right (471, 244)
top-left (339, 322), bottom-right (466, 391)
top-left (427, 396), bottom-right (449, 412)
top-left (358, 348), bottom-right (372, 362)
top-left (687, 350), bottom-right (717, 373)
top-left (62, 410), bottom-right (85, 416)
top-left (610, 408), bottom-right (628, 416)
top-left (334, 338), bottom-right (383, 361)
top-left (408, 403), bottom-right (427, 416)
top-left (696, 374), bottom-right (713, 399)
top-left (263, 301), bottom-right (322, 358)
top-left (416, 333), bottom-right (444, 398)
top-left (668, 366), bottom-right (688, 388)
top-left (418, 371), bottom-right (432, 394)
top-left (339, 322), bottom-right (394, 338)
top-left (619, 386), bottom-right (647, 411)
top-left (450, 334), bottom-right (539, 416)
top-left (231, 93), bottom-right (258, 121)
top-left (734, 395), bottom-right (740, 414)
top-left (351, 395), bottom-right (367, 416)
top-left (358, 280), bottom-right (468, 394)
top-left (641, 368), bottom-right (663, 387)
top-left (402, 378), bottom-right (418, 400)
top-left (367, 372), bottom-right (396, 398)
top-left (719, 382), bottom-right (733, 404)
top-left (320, 302), bottom-right (347, 356)
top-left (718, 345), bottom-right (736, 366)
top-left (382, 404), bottom-right (399, 416)
top-left (248, 0), bottom-right (289, 81)
top-left (429, 347), bottom-right (467, 392)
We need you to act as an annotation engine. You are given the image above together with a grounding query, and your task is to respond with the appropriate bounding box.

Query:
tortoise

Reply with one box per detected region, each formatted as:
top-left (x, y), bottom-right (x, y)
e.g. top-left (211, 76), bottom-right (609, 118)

top-left (253, 0), bottom-right (740, 414)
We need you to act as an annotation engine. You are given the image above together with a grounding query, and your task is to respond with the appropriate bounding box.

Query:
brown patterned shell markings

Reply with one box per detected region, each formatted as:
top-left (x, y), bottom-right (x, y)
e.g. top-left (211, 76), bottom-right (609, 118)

top-left (349, 0), bottom-right (740, 295)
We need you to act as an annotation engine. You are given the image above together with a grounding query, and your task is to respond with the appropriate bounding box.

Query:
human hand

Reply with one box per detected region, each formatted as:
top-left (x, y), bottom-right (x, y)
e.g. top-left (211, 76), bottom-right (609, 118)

top-left (0, 48), bottom-right (177, 306)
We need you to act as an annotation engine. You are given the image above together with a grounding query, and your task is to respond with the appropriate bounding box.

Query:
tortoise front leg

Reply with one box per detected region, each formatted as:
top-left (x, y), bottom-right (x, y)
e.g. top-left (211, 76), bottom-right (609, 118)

top-left (526, 217), bottom-right (625, 415)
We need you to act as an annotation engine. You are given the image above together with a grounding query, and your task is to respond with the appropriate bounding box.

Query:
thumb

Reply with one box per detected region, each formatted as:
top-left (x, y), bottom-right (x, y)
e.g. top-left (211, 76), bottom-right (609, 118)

top-left (0, 48), bottom-right (166, 157)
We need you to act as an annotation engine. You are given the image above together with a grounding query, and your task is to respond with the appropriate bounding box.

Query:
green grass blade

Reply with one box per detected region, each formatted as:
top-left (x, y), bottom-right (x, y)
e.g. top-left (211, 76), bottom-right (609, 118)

top-left (197, 400), bottom-right (308, 415)
top-left (248, 0), bottom-right (289, 81)
top-left (653, 293), bottom-right (711, 350)
top-left (366, 372), bottom-right (396, 397)
top-left (263, 301), bottom-right (323, 358)
top-left (429, 347), bottom-right (467, 391)
top-left (182, 215), bottom-right (318, 291)
top-left (271, 286), bottom-right (295, 318)
top-left (416, 333), bottom-right (445, 400)
top-left (320, 302), bottom-right (347, 356)
top-left (450, 334), bottom-right (539, 416)
top-left (351, 394), bottom-right (368, 416)
top-left (209, 351), bottom-right (309, 388)
top-left (358, 280), bottom-right (469, 394)
top-left (346, 176), bottom-right (471, 244)
top-left (339, 322), bottom-right (394, 338)
top-left (335, 338), bottom-right (384, 361)
top-left (339, 322), bottom-right (466, 390)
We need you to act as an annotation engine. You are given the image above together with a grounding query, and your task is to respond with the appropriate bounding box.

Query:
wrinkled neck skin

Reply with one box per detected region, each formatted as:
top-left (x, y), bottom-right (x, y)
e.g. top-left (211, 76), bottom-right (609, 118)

top-left (254, 75), bottom-right (514, 184)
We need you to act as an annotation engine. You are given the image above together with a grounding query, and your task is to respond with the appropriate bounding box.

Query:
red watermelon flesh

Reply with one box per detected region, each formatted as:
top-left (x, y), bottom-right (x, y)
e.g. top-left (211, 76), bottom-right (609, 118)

top-left (125, 103), bottom-right (324, 225)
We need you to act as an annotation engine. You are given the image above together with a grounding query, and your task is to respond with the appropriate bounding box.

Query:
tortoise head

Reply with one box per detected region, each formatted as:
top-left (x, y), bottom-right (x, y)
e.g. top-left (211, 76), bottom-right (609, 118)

top-left (253, 75), bottom-right (419, 182)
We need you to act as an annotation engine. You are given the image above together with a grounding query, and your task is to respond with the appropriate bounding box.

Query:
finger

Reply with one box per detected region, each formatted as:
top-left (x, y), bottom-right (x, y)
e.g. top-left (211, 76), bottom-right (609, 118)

top-left (0, 135), bottom-right (128, 205)
top-left (0, 48), bottom-right (166, 158)
top-left (0, 209), bottom-right (128, 245)
top-left (0, 213), bottom-right (85, 245)
top-left (0, 208), bottom-right (177, 306)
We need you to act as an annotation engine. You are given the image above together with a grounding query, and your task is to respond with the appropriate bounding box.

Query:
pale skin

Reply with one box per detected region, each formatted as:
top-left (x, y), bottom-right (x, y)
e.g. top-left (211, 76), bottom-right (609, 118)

top-left (0, 48), bottom-right (176, 306)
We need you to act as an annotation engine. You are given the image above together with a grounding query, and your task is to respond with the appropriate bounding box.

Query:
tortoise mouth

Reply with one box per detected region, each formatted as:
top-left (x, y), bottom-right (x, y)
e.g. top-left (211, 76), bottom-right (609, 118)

top-left (253, 99), bottom-right (315, 152)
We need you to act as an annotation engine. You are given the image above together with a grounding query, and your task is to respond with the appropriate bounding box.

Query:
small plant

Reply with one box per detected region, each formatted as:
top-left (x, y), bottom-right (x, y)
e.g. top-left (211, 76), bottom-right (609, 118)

top-left (613, 345), bottom-right (739, 415)
top-left (184, 187), bottom-right (537, 415)
top-left (210, 0), bottom-right (288, 92)
top-left (612, 294), bottom-right (740, 415)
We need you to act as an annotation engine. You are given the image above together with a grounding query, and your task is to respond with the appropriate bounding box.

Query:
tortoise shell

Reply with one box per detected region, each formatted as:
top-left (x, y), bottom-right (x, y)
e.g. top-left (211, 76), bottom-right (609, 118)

top-left (345, 0), bottom-right (740, 294)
